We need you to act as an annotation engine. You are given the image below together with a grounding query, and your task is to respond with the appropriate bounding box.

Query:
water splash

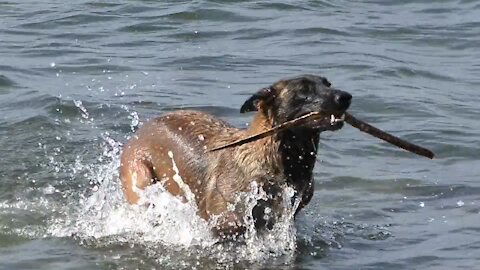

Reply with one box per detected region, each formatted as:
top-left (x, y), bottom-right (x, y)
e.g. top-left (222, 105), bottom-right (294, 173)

top-left (239, 182), bottom-right (299, 261)
top-left (128, 111), bottom-right (139, 132)
top-left (73, 100), bottom-right (89, 120)
top-left (44, 107), bottom-right (300, 265)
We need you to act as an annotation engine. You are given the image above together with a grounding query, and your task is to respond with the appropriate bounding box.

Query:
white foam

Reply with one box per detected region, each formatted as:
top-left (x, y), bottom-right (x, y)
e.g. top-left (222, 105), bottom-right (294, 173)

top-left (46, 114), bottom-right (299, 264)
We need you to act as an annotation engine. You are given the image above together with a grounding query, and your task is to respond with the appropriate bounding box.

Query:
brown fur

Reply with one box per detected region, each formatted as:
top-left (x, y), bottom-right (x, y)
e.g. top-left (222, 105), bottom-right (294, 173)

top-left (119, 75), bottom-right (352, 237)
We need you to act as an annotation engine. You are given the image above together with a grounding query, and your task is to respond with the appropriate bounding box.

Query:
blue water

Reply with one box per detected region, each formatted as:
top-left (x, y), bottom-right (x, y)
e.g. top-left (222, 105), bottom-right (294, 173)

top-left (1, 1), bottom-right (479, 269)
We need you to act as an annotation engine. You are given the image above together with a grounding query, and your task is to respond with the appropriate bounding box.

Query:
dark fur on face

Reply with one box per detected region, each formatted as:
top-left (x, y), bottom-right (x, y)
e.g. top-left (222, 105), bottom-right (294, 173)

top-left (241, 74), bottom-right (352, 131)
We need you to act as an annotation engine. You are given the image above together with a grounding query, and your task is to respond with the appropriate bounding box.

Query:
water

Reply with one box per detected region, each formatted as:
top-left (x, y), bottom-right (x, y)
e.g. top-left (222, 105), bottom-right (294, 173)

top-left (1, 0), bottom-right (479, 269)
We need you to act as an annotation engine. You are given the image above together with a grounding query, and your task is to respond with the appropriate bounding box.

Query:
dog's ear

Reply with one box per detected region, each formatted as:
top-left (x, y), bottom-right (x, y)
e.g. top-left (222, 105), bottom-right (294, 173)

top-left (240, 87), bottom-right (276, 113)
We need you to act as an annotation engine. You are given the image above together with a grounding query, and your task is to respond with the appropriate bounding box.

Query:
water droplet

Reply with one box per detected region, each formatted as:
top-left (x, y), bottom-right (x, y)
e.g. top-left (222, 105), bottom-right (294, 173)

top-left (457, 200), bottom-right (465, 207)
top-left (43, 185), bottom-right (55, 194)
top-left (50, 62), bottom-right (56, 67)
top-left (198, 134), bottom-right (205, 141)
top-left (419, 202), bottom-right (425, 207)
top-left (73, 100), bottom-right (89, 119)
top-left (128, 112), bottom-right (139, 132)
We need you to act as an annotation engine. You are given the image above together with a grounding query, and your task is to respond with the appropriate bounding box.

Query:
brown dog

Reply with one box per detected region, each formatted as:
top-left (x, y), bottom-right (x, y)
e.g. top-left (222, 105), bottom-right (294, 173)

top-left (119, 75), bottom-right (352, 237)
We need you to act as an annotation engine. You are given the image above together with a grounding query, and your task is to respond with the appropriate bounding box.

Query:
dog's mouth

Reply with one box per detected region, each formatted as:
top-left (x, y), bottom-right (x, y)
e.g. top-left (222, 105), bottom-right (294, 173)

top-left (301, 111), bottom-right (346, 131)
top-left (330, 113), bottom-right (346, 124)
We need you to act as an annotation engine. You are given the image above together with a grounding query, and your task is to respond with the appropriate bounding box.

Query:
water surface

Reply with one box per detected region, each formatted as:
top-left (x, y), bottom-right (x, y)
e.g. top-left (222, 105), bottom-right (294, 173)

top-left (1, 1), bottom-right (479, 269)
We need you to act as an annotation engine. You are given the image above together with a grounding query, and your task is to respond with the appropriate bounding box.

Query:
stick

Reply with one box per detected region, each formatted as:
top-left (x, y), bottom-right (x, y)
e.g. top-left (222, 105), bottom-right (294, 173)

top-left (208, 111), bottom-right (435, 159)
top-left (344, 112), bottom-right (434, 159)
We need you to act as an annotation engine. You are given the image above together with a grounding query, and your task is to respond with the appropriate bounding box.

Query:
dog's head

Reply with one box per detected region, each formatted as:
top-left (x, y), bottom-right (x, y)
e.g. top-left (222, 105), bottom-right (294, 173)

top-left (240, 75), bottom-right (352, 131)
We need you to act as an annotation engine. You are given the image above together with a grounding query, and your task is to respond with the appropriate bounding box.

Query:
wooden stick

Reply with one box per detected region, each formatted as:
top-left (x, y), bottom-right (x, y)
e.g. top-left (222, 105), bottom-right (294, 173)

top-left (344, 112), bottom-right (434, 159)
top-left (208, 111), bottom-right (435, 159)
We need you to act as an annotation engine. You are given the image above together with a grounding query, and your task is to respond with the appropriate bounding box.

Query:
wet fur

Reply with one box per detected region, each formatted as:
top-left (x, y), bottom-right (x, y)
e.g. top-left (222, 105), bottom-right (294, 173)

top-left (119, 75), bottom-right (351, 237)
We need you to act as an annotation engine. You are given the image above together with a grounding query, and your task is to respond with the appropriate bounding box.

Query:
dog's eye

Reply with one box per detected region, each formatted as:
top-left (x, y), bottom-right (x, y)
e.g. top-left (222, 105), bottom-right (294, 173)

top-left (322, 78), bottom-right (331, 87)
top-left (295, 94), bottom-right (311, 104)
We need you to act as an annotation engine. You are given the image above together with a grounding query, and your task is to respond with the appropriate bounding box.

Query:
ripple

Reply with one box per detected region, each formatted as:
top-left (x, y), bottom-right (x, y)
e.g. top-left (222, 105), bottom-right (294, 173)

top-left (294, 27), bottom-right (350, 37)
top-left (1, 93), bottom-right (57, 111)
top-left (254, 2), bottom-right (311, 11)
top-left (403, 184), bottom-right (480, 199)
top-left (35, 63), bottom-right (134, 74)
top-left (0, 65), bottom-right (44, 77)
top-left (160, 55), bottom-right (294, 71)
top-left (375, 66), bottom-right (455, 81)
top-left (118, 23), bottom-right (175, 33)
top-left (19, 13), bottom-right (121, 29)
top-left (163, 9), bottom-right (255, 22)
top-left (232, 28), bottom-right (285, 40)
top-left (416, 7), bottom-right (462, 14)
top-left (0, 75), bottom-right (16, 89)
top-left (49, 32), bottom-right (105, 41)
top-left (84, 1), bottom-right (122, 8)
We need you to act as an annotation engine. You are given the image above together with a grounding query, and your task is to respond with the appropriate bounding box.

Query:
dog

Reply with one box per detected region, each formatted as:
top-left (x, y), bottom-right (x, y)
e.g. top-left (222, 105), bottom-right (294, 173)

top-left (119, 75), bottom-right (352, 237)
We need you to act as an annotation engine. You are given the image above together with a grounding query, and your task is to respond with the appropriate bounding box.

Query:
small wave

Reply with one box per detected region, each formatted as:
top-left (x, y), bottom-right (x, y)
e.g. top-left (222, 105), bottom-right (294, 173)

top-left (163, 9), bottom-right (255, 23)
top-left (0, 75), bottom-right (16, 89)
top-left (118, 23), bottom-right (175, 33)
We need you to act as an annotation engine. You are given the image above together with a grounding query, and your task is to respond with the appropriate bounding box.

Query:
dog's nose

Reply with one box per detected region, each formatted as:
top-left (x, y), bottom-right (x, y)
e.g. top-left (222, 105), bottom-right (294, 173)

top-left (334, 91), bottom-right (352, 110)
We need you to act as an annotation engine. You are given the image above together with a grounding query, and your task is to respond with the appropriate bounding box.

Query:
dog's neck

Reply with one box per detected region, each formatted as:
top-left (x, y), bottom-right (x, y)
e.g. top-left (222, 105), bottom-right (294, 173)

top-left (247, 110), bottom-right (272, 134)
top-left (277, 128), bottom-right (319, 190)
top-left (231, 112), bottom-right (282, 177)
top-left (243, 112), bottom-right (320, 189)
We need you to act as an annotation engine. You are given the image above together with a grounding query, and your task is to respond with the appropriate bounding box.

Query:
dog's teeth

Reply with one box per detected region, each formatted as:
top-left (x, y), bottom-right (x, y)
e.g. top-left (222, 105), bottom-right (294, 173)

top-left (330, 114), bottom-right (345, 124)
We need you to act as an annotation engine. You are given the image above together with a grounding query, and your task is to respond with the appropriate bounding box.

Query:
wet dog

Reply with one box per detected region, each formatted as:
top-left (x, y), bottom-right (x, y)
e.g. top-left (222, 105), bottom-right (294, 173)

top-left (119, 75), bottom-right (352, 237)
